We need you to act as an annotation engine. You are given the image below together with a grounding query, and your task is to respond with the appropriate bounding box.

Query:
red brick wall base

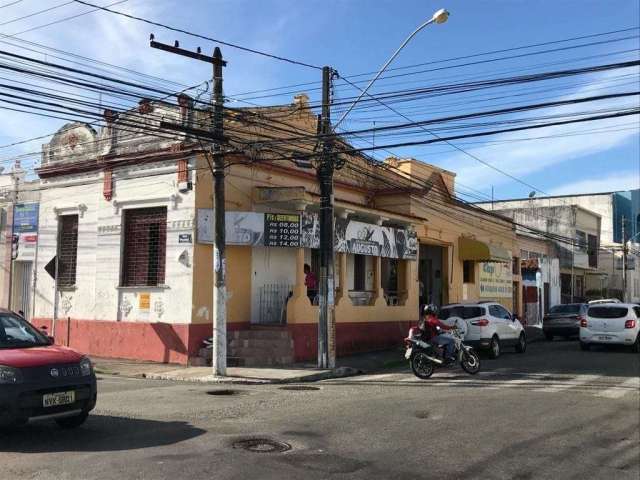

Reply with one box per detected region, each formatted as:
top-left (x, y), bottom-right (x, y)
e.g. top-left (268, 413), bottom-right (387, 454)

top-left (32, 318), bottom-right (248, 365)
top-left (288, 320), bottom-right (417, 362)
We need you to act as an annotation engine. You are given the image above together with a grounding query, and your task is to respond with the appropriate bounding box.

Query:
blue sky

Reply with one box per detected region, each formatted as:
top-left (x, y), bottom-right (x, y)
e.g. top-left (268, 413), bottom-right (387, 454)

top-left (0, 0), bottom-right (638, 200)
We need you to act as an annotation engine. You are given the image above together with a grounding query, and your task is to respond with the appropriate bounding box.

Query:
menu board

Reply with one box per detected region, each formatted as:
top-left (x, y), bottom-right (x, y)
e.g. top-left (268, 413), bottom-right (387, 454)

top-left (264, 213), bottom-right (300, 247)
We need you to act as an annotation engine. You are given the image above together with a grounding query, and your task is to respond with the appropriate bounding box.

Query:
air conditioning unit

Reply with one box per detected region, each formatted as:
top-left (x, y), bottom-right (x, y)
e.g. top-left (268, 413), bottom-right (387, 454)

top-left (178, 181), bottom-right (192, 193)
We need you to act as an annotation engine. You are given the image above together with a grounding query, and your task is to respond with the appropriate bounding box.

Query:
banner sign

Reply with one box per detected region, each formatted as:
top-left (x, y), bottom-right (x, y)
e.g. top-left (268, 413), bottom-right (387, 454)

top-left (335, 218), bottom-right (417, 260)
top-left (479, 262), bottom-right (513, 298)
top-left (264, 213), bottom-right (300, 247)
top-left (197, 209), bottom-right (417, 259)
top-left (12, 203), bottom-right (39, 233)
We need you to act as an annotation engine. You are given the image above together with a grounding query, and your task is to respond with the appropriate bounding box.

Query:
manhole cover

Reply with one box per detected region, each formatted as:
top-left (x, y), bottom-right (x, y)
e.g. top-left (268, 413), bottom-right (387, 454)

top-left (206, 389), bottom-right (241, 396)
top-left (232, 438), bottom-right (292, 453)
top-left (278, 385), bottom-right (321, 391)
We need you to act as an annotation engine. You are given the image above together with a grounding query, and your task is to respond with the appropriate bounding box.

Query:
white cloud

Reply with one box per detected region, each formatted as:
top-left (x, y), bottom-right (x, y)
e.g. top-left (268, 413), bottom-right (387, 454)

top-left (548, 170), bottom-right (640, 195)
top-left (432, 67), bottom-right (640, 190)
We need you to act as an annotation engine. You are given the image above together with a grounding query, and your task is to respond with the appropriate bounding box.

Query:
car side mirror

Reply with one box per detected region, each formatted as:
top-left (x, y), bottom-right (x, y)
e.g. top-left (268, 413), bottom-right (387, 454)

top-left (47, 335), bottom-right (55, 344)
top-left (512, 315), bottom-right (518, 322)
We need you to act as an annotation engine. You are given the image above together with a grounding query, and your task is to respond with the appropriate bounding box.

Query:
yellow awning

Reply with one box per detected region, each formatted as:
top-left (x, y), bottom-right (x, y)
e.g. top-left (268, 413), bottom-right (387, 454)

top-left (458, 237), bottom-right (511, 263)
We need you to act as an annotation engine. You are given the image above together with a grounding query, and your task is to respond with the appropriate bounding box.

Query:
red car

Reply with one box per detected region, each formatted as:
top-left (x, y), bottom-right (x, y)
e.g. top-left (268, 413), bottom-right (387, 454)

top-left (0, 309), bottom-right (97, 429)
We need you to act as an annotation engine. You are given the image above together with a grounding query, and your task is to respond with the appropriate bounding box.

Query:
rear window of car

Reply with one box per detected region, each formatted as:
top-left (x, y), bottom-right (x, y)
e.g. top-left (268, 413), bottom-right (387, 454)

top-left (549, 304), bottom-right (581, 314)
top-left (439, 306), bottom-right (485, 320)
top-left (588, 307), bottom-right (629, 319)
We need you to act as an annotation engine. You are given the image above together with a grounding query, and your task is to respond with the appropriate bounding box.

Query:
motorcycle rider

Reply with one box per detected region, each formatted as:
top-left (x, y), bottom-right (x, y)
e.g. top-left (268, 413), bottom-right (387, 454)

top-left (421, 304), bottom-right (456, 363)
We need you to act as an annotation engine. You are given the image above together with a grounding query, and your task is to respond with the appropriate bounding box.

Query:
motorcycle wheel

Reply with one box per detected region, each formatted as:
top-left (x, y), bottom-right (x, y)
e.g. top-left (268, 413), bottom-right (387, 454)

top-left (411, 352), bottom-right (435, 379)
top-left (461, 349), bottom-right (481, 375)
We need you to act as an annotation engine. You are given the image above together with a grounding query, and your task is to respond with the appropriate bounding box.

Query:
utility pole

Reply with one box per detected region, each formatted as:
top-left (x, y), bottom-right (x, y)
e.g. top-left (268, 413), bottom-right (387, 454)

top-left (317, 66), bottom-right (336, 369)
top-left (151, 39), bottom-right (228, 375)
top-left (622, 215), bottom-right (627, 302)
top-left (211, 47), bottom-right (227, 375)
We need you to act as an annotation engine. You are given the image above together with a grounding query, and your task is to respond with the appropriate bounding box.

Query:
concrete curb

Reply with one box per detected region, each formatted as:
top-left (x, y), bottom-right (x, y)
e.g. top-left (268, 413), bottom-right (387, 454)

top-left (98, 366), bottom-right (363, 385)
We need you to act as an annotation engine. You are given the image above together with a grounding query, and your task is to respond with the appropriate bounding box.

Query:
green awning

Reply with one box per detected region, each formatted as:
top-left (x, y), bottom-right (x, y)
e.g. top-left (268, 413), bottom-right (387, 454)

top-left (458, 237), bottom-right (511, 263)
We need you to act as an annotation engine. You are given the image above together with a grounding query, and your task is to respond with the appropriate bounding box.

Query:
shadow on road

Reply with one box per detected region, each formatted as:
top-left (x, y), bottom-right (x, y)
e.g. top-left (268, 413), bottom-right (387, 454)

top-left (0, 414), bottom-right (205, 453)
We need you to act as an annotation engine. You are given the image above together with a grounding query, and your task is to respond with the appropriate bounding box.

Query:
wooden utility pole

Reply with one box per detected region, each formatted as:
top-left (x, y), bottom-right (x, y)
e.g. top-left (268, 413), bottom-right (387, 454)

top-left (317, 66), bottom-right (336, 369)
top-left (151, 39), bottom-right (228, 375)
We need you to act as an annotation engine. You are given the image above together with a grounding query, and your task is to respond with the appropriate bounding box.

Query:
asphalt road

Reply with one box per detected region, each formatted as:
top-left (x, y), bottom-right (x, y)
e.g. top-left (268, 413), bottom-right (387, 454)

top-left (1, 341), bottom-right (638, 480)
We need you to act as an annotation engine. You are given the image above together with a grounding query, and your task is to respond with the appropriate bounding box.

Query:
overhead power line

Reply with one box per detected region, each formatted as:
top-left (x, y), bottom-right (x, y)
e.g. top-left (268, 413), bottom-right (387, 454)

top-left (72, 0), bottom-right (323, 70)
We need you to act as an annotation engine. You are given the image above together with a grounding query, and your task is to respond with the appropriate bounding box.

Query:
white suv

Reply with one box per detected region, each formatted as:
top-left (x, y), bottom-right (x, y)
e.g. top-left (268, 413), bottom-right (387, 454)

top-left (438, 302), bottom-right (526, 359)
top-left (580, 303), bottom-right (640, 352)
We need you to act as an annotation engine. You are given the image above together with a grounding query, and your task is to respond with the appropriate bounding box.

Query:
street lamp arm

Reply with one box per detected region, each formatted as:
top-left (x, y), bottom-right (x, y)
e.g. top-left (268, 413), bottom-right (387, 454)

top-left (334, 9), bottom-right (448, 130)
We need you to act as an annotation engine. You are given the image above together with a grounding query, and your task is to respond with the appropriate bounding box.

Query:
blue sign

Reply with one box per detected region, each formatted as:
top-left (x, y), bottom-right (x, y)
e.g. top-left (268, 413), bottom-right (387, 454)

top-left (13, 203), bottom-right (39, 233)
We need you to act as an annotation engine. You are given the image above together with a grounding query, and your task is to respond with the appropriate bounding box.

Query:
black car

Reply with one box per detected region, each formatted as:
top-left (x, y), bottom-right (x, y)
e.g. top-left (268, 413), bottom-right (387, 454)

top-left (543, 303), bottom-right (588, 340)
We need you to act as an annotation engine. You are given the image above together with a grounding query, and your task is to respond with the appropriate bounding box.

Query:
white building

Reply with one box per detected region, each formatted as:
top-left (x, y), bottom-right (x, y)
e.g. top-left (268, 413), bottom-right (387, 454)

top-left (33, 98), bottom-right (200, 363)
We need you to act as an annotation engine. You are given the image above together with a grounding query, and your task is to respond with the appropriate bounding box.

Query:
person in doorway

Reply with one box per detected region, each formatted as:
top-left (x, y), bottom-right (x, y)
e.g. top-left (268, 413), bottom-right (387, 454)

top-left (421, 304), bottom-right (456, 363)
top-left (304, 264), bottom-right (318, 303)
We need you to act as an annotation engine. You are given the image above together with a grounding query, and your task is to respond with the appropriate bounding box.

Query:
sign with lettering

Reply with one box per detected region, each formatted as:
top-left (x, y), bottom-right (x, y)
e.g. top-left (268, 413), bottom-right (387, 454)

top-left (335, 218), bottom-right (417, 260)
top-left (139, 293), bottom-right (150, 310)
top-left (264, 213), bottom-right (301, 247)
top-left (12, 203), bottom-right (39, 233)
top-left (479, 262), bottom-right (512, 298)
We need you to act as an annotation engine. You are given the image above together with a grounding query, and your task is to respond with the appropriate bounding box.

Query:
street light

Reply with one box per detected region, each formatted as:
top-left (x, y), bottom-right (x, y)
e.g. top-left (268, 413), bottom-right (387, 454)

top-left (333, 8), bottom-right (450, 129)
top-left (316, 8), bottom-right (450, 369)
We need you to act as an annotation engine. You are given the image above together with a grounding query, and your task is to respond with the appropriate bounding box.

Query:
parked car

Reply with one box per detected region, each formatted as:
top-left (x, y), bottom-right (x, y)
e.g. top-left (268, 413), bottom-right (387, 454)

top-left (543, 303), bottom-right (587, 341)
top-left (438, 302), bottom-right (526, 359)
top-left (580, 303), bottom-right (640, 352)
top-left (0, 309), bottom-right (97, 429)
top-left (588, 298), bottom-right (622, 305)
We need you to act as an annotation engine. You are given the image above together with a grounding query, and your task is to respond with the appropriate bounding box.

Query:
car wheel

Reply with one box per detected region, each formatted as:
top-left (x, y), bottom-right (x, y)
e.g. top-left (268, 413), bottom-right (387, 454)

top-left (515, 333), bottom-right (527, 353)
top-left (544, 332), bottom-right (554, 341)
top-left (488, 336), bottom-right (501, 359)
top-left (580, 341), bottom-right (590, 351)
top-left (55, 412), bottom-right (88, 429)
top-left (631, 335), bottom-right (640, 354)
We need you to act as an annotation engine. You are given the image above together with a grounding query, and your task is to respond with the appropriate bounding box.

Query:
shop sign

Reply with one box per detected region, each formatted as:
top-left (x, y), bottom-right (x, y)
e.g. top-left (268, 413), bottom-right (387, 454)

top-left (197, 209), bottom-right (417, 259)
top-left (335, 218), bottom-right (417, 260)
top-left (479, 262), bottom-right (512, 298)
top-left (13, 203), bottom-right (39, 233)
top-left (264, 213), bottom-right (300, 247)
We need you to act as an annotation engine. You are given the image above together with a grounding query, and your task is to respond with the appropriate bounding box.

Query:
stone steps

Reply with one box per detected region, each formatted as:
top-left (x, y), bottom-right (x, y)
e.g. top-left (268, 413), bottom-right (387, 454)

top-left (194, 327), bottom-right (295, 367)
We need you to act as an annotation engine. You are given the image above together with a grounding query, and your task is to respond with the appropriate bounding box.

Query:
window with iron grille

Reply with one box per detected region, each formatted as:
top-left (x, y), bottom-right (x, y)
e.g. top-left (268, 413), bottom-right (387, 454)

top-left (57, 215), bottom-right (78, 287)
top-left (121, 207), bottom-right (167, 287)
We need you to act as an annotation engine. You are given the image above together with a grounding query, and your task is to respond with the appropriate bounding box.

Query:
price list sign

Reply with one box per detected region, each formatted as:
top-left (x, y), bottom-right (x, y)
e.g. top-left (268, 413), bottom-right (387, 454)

top-left (264, 213), bottom-right (301, 247)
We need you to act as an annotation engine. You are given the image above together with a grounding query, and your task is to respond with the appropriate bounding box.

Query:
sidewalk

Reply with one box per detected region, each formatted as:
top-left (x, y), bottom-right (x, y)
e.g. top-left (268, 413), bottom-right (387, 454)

top-left (93, 357), bottom-right (363, 384)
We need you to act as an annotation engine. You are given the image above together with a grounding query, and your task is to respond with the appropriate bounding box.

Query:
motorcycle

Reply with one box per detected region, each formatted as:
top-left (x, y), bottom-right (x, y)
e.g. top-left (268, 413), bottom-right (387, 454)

top-left (404, 317), bottom-right (481, 379)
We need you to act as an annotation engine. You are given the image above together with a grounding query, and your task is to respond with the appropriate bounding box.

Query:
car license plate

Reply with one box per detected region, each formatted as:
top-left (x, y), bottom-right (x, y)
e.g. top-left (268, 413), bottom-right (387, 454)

top-left (405, 348), bottom-right (412, 359)
top-left (43, 391), bottom-right (75, 408)
top-left (597, 335), bottom-right (612, 341)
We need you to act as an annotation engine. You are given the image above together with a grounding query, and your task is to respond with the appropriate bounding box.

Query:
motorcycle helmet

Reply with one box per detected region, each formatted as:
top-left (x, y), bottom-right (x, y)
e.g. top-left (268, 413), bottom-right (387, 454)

top-left (423, 304), bottom-right (438, 317)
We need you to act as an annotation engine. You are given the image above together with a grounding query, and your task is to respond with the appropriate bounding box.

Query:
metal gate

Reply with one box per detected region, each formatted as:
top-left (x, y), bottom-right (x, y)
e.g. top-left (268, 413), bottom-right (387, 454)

top-left (257, 284), bottom-right (293, 325)
top-left (11, 261), bottom-right (32, 320)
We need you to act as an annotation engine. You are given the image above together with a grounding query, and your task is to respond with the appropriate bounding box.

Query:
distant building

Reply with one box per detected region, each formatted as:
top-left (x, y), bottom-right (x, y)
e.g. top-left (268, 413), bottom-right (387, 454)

top-left (478, 190), bottom-right (640, 303)
top-left (0, 163), bottom-right (40, 317)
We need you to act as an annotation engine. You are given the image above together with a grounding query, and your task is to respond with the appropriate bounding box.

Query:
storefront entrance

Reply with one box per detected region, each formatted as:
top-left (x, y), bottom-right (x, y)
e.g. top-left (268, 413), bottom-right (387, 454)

top-left (419, 244), bottom-right (445, 308)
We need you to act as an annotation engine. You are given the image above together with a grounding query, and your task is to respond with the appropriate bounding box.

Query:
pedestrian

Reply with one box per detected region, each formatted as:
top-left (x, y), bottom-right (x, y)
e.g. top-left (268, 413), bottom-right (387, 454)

top-left (304, 263), bottom-right (317, 303)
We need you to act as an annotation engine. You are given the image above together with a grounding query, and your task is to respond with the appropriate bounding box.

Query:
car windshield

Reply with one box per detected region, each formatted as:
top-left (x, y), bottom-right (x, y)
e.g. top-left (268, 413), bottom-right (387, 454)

top-left (549, 305), bottom-right (581, 314)
top-left (439, 306), bottom-right (485, 320)
top-left (0, 314), bottom-right (50, 349)
top-left (587, 307), bottom-right (629, 319)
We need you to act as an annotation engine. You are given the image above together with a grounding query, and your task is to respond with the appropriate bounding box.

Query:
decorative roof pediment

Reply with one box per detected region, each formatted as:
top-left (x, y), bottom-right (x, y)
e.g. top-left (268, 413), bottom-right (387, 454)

top-left (43, 123), bottom-right (98, 166)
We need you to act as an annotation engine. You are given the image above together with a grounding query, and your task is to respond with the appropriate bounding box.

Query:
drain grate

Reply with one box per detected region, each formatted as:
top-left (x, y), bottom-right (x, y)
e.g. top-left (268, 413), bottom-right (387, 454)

top-left (278, 385), bottom-right (321, 391)
top-left (232, 438), bottom-right (292, 453)
top-left (206, 389), bottom-right (241, 396)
